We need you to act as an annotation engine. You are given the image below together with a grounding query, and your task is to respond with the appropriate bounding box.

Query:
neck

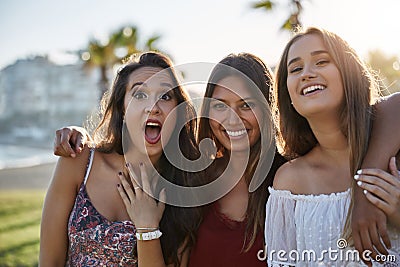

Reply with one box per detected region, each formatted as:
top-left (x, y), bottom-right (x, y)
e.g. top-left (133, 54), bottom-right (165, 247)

top-left (217, 176), bottom-right (248, 221)
top-left (308, 116), bottom-right (347, 150)
top-left (124, 150), bottom-right (161, 175)
top-left (307, 117), bottom-right (349, 164)
top-left (227, 150), bottom-right (252, 173)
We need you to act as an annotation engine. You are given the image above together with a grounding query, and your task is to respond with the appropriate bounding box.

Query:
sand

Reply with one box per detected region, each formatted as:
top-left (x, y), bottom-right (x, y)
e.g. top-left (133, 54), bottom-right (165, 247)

top-left (0, 162), bottom-right (56, 190)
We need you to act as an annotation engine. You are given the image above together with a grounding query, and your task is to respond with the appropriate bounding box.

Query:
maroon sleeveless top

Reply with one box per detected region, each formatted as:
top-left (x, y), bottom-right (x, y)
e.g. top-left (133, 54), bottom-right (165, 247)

top-left (189, 203), bottom-right (266, 267)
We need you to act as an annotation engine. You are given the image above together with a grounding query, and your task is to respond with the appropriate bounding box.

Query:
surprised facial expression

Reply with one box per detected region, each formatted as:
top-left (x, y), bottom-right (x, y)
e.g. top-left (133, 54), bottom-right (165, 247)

top-left (123, 67), bottom-right (178, 162)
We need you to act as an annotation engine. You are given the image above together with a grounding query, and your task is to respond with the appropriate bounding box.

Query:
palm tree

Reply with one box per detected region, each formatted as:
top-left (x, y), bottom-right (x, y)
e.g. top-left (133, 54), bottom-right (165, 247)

top-left (252, 0), bottom-right (304, 32)
top-left (81, 25), bottom-right (161, 98)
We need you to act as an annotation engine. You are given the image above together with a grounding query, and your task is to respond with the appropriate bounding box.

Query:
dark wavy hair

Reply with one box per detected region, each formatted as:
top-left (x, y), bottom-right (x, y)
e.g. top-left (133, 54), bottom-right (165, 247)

top-left (197, 52), bottom-right (286, 251)
top-left (93, 52), bottom-right (201, 266)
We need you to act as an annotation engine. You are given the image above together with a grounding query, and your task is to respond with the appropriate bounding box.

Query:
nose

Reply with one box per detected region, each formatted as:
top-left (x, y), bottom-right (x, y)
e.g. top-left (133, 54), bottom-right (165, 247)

top-left (226, 107), bottom-right (241, 126)
top-left (144, 100), bottom-right (161, 115)
top-left (301, 65), bottom-right (317, 81)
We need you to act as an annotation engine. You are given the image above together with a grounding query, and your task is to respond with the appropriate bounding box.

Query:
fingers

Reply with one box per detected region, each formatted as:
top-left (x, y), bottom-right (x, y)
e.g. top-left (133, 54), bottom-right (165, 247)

top-left (61, 129), bottom-right (76, 157)
top-left (357, 179), bottom-right (392, 202)
top-left (368, 222), bottom-right (388, 256)
top-left (125, 162), bottom-right (162, 202)
top-left (117, 182), bottom-right (131, 210)
top-left (71, 132), bottom-right (85, 154)
top-left (364, 190), bottom-right (395, 216)
top-left (389, 156), bottom-right (399, 177)
top-left (126, 163), bottom-right (141, 189)
top-left (54, 128), bottom-right (76, 157)
top-left (139, 163), bottom-right (152, 194)
top-left (355, 164), bottom-right (400, 217)
top-left (353, 226), bottom-right (374, 265)
top-left (377, 219), bottom-right (391, 250)
top-left (359, 227), bottom-right (380, 261)
top-left (356, 168), bottom-right (399, 187)
top-left (118, 171), bottom-right (135, 202)
top-left (352, 231), bottom-right (362, 260)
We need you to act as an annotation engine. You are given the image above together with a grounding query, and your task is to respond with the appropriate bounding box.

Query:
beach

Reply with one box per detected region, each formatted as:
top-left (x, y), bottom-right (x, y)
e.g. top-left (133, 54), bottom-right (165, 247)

top-left (0, 162), bottom-right (55, 190)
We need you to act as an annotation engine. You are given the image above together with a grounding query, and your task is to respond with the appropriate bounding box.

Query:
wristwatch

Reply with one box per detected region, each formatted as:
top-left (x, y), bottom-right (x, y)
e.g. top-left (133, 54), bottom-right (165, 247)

top-left (135, 229), bottom-right (162, 241)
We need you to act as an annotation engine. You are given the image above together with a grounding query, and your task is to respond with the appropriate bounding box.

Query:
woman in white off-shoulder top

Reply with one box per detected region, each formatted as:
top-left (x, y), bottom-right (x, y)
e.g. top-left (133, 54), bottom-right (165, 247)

top-left (264, 27), bottom-right (400, 266)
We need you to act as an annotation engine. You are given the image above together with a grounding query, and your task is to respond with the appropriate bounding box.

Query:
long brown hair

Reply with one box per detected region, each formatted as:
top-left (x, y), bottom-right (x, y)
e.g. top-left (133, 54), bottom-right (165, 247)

top-left (198, 52), bottom-right (286, 251)
top-left (92, 52), bottom-right (201, 266)
top-left (272, 27), bottom-right (380, 241)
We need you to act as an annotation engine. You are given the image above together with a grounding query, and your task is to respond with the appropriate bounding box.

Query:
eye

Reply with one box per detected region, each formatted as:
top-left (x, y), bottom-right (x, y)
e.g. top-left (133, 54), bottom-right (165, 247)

top-left (242, 101), bottom-right (255, 109)
top-left (211, 102), bottom-right (227, 110)
top-left (316, 59), bottom-right (329, 66)
top-left (133, 91), bottom-right (147, 99)
top-left (159, 91), bottom-right (173, 101)
top-left (289, 66), bottom-right (302, 74)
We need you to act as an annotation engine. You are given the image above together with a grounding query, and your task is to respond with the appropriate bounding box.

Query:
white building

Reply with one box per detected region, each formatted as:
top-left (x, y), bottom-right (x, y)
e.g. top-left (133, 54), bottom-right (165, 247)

top-left (0, 55), bottom-right (100, 145)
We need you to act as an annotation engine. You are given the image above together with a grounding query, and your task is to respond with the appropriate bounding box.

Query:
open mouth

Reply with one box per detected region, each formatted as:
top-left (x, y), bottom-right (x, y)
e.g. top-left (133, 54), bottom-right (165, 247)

top-left (225, 129), bottom-right (247, 138)
top-left (302, 85), bottom-right (326, 96)
top-left (145, 120), bottom-right (162, 144)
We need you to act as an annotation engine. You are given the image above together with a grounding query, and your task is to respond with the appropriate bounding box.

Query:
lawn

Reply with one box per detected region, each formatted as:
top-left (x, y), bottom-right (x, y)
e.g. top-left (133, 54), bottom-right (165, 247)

top-left (0, 190), bottom-right (46, 267)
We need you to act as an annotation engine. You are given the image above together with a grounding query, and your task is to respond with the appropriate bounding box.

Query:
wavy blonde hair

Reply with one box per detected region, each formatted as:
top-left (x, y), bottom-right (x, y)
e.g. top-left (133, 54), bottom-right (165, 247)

top-left (272, 27), bottom-right (381, 242)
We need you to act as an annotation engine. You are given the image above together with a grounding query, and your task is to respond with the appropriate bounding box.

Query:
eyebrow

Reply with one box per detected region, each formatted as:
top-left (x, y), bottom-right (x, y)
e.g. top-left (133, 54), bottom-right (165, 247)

top-left (131, 82), bottom-right (144, 90)
top-left (211, 97), bottom-right (255, 103)
top-left (287, 50), bottom-right (329, 67)
top-left (130, 82), bottom-right (173, 90)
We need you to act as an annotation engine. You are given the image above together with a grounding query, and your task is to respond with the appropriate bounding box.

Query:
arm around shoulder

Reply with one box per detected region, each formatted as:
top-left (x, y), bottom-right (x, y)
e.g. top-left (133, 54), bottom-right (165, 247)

top-left (39, 147), bottom-right (91, 266)
top-left (366, 92), bottom-right (400, 169)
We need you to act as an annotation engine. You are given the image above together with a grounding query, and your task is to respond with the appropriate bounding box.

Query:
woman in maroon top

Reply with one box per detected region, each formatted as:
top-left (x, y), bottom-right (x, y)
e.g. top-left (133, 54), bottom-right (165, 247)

top-left (191, 53), bottom-right (286, 266)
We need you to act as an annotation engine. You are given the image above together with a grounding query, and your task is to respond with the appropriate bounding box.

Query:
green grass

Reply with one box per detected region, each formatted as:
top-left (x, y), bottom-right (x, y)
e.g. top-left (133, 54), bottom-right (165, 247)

top-left (0, 190), bottom-right (46, 267)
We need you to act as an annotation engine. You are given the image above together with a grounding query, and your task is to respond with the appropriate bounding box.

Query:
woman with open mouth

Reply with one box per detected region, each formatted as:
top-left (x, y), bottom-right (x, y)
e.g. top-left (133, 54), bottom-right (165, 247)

top-left (40, 52), bottom-right (203, 267)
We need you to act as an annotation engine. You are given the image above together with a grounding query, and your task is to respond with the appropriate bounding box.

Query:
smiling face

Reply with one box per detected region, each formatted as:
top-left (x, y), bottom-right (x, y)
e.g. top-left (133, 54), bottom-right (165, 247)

top-left (286, 33), bottom-right (344, 118)
top-left (208, 75), bottom-right (262, 153)
top-left (124, 66), bottom-right (178, 161)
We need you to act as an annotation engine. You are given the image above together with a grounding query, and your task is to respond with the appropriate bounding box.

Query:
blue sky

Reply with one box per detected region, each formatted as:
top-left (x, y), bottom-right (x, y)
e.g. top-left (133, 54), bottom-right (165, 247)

top-left (1, 0), bottom-right (399, 70)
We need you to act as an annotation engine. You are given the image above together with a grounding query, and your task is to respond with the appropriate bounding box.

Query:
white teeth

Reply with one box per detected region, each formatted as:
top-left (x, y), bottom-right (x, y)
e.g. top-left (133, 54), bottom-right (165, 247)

top-left (303, 85), bottom-right (326, 95)
top-left (146, 122), bottom-right (160, 127)
top-left (226, 129), bottom-right (247, 137)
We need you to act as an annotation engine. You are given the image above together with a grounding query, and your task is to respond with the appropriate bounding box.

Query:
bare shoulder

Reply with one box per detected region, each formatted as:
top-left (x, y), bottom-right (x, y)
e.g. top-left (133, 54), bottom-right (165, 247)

top-left (53, 145), bottom-right (92, 187)
top-left (272, 157), bottom-right (306, 192)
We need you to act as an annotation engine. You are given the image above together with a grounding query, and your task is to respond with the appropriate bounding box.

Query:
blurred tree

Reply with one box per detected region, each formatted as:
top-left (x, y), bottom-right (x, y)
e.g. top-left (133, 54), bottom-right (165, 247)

top-left (367, 49), bottom-right (400, 95)
top-left (252, 0), bottom-right (305, 31)
top-left (81, 25), bottom-right (161, 98)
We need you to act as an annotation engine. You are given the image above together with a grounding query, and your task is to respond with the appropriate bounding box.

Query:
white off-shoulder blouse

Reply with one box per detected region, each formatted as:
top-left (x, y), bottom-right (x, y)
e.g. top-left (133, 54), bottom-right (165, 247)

top-left (265, 187), bottom-right (400, 267)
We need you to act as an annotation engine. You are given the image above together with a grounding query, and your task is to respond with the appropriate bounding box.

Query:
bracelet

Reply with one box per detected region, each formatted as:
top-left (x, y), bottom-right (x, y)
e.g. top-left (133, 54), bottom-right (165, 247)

top-left (135, 229), bottom-right (162, 241)
top-left (136, 227), bottom-right (158, 231)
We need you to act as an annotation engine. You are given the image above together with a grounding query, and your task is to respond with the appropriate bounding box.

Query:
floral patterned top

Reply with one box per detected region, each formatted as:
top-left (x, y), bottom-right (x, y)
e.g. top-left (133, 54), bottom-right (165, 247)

top-left (66, 148), bottom-right (137, 266)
